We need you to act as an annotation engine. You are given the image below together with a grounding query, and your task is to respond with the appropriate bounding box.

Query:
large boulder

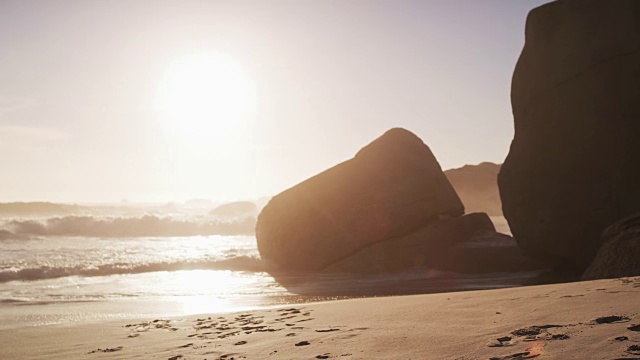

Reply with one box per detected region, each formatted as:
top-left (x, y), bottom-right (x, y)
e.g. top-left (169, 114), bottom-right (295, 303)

top-left (428, 230), bottom-right (544, 274)
top-left (582, 214), bottom-right (640, 280)
top-left (498, 0), bottom-right (640, 273)
top-left (256, 128), bottom-right (464, 271)
top-left (322, 213), bottom-right (494, 274)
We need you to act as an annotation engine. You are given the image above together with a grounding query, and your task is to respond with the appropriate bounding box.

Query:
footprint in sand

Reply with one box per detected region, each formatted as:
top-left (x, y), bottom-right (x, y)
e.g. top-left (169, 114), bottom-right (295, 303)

top-left (217, 330), bottom-right (242, 339)
top-left (241, 325), bottom-right (266, 331)
top-left (487, 336), bottom-right (513, 348)
top-left (508, 324), bottom-right (570, 342)
top-left (278, 307), bottom-right (304, 314)
top-left (628, 324), bottom-right (640, 332)
top-left (274, 315), bottom-right (296, 322)
top-left (489, 324), bottom-right (570, 348)
top-left (614, 336), bottom-right (629, 341)
top-left (620, 278), bottom-right (640, 288)
top-left (315, 328), bottom-right (340, 333)
top-left (511, 325), bottom-right (563, 337)
top-left (217, 354), bottom-right (238, 360)
top-left (87, 346), bottom-right (123, 354)
top-left (594, 315), bottom-right (630, 324)
top-left (316, 354), bottom-right (330, 359)
top-left (295, 341), bottom-right (311, 346)
top-left (628, 345), bottom-right (640, 355)
top-left (255, 327), bottom-right (283, 333)
top-left (489, 351), bottom-right (539, 360)
top-left (125, 319), bottom-right (175, 334)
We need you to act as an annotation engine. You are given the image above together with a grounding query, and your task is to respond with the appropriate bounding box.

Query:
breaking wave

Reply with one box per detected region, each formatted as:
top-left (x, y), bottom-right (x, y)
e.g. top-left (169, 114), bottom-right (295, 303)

top-left (3, 215), bottom-right (256, 237)
top-left (0, 230), bottom-right (21, 240)
top-left (0, 256), bottom-right (266, 283)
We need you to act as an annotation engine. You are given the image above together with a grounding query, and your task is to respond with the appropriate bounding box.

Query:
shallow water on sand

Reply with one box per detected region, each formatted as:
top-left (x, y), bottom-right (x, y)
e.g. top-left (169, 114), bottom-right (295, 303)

top-left (0, 215), bottom-right (536, 329)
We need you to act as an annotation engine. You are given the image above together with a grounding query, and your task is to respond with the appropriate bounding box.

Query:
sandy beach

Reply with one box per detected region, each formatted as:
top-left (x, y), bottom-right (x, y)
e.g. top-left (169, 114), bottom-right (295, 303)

top-left (2, 276), bottom-right (638, 359)
top-left (2, 0), bottom-right (640, 359)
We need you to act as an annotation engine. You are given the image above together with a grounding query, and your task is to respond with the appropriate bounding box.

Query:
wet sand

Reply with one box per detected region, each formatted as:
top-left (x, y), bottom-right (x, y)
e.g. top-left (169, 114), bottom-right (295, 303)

top-left (1, 276), bottom-right (639, 359)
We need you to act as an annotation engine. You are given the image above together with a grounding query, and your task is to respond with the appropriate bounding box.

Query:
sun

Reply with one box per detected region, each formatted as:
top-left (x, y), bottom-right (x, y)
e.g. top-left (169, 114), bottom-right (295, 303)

top-left (156, 51), bottom-right (255, 144)
top-left (154, 51), bottom-right (258, 199)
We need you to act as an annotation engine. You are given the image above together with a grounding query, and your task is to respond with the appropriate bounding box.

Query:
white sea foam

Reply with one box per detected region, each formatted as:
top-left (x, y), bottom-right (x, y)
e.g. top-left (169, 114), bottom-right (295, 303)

top-left (2, 215), bottom-right (256, 237)
top-left (0, 214), bottom-right (539, 319)
top-left (0, 256), bottom-right (266, 283)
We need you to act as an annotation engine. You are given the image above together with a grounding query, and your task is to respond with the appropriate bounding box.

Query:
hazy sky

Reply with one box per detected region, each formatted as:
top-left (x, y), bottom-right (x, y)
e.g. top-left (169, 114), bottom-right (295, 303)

top-left (0, 0), bottom-right (550, 203)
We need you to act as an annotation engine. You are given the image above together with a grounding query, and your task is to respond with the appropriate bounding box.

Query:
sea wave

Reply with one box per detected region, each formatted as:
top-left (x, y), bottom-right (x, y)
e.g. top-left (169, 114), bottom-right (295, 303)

top-left (3, 215), bottom-right (256, 237)
top-left (0, 256), bottom-right (266, 283)
top-left (0, 230), bottom-right (21, 240)
top-left (0, 298), bottom-right (29, 304)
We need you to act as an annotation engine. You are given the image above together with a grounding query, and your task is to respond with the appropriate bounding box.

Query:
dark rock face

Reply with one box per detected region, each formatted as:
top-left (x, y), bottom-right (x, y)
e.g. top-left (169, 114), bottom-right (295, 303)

top-left (429, 230), bottom-right (544, 274)
top-left (498, 0), bottom-right (640, 273)
top-left (256, 128), bottom-right (464, 271)
top-left (583, 214), bottom-right (640, 280)
top-left (322, 213), bottom-right (494, 274)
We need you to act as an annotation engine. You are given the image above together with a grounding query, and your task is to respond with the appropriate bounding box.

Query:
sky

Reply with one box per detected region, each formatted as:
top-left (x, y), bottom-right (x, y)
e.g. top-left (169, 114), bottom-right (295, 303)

top-left (0, 0), bottom-right (550, 203)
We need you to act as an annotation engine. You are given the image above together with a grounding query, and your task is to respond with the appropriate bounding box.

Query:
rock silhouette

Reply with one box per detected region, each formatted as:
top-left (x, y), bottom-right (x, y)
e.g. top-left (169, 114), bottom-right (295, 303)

top-left (499, 0), bottom-right (640, 273)
top-left (429, 230), bottom-right (543, 274)
top-left (583, 214), bottom-right (640, 280)
top-left (322, 213), bottom-right (495, 274)
top-left (256, 128), bottom-right (464, 271)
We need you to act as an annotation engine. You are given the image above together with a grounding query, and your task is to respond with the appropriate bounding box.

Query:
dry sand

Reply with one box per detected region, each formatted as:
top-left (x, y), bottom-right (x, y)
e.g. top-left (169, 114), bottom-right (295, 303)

top-left (1, 276), bottom-right (639, 359)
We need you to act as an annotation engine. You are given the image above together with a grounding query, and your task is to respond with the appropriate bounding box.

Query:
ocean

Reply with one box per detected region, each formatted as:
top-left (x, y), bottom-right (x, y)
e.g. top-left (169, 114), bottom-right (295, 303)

top-left (0, 204), bottom-right (539, 330)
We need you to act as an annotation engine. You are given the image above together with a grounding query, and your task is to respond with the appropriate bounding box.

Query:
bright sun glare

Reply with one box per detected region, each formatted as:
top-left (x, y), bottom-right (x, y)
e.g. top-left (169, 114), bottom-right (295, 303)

top-left (154, 51), bottom-right (257, 198)
top-left (156, 51), bottom-right (255, 144)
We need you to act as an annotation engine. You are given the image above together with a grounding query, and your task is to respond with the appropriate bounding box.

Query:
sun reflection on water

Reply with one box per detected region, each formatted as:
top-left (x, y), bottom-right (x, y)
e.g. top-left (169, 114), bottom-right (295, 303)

top-left (172, 270), bottom-right (237, 295)
top-left (175, 295), bottom-right (254, 315)
top-left (156, 269), bottom-right (273, 315)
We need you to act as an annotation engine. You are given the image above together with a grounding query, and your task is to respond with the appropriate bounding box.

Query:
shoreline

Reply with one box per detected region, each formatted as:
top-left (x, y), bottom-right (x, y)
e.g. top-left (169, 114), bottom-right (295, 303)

top-left (0, 268), bottom-right (545, 331)
top-left (1, 276), bottom-right (638, 359)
